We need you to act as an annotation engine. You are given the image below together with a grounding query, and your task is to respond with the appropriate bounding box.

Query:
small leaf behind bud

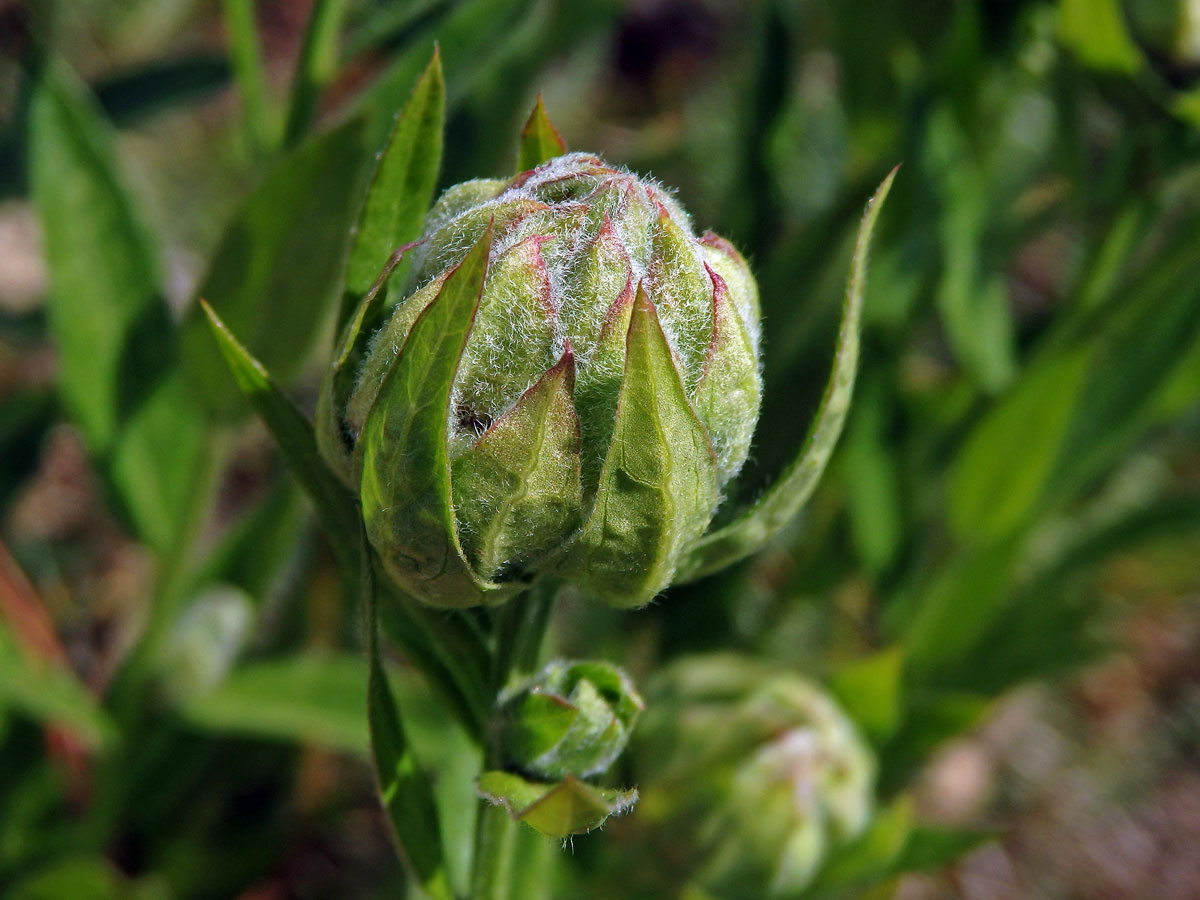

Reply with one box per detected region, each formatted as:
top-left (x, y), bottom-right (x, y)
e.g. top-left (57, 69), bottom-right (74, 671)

top-left (517, 93), bottom-right (568, 172)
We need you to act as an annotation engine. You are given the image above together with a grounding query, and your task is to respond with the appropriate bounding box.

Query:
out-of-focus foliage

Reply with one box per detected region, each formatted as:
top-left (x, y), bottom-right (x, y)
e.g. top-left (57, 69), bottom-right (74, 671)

top-left (2, 0), bottom-right (1200, 897)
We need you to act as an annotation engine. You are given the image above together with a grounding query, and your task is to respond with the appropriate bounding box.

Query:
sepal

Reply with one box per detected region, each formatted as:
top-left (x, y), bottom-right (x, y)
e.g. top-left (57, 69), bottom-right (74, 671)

top-left (452, 348), bottom-right (583, 581)
top-left (558, 285), bottom-right (719, 608)
top-left (476, 771), bottom-right (638, 838)
top-left (357, 224), bottom-right (517, 607)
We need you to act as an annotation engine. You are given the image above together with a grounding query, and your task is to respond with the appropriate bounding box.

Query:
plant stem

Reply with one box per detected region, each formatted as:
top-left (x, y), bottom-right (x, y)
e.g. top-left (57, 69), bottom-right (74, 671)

top-left (470, 801), bottom-right (520, 900)
top-left (469, 582), bottom-right (558, 899)
top-left (282, 0), bottom-right (350, 147)
top-left (491, 580), bottom-right (555, 692)
top-left (109, 429), bottom-right (228, 723)
top-left (221, 0), bottom-right (273, 156)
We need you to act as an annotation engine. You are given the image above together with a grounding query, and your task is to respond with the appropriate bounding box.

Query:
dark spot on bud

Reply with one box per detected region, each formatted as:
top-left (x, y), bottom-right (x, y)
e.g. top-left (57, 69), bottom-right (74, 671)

top-left (455, 402), bottom-right (493, 435)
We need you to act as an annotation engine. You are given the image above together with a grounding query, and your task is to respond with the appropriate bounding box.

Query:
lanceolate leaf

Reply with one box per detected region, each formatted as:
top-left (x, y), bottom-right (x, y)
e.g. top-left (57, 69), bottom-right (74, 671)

top-left (559, 287), bottom-right (720, 608)
top-left (205, 302), bottom-right (497, 741)
top-left (516, 94), bottom-right (566, 172)
top-left (317, 242), bottom-right (420, 485)
top-left (183, 117), bottom-right (372, 417)
top-left (357, 226), bottom-right (514, 607)
top-left (343, 48), bottom-right (444, 304)
top-left (362, 539), bottom-right (454, 900)
top-left (28, 60), bottom-right (165, 451)
top-left (948, 345), bottom-right (1094, 543)
top-left (29, 60), bottom-right (206, 552)
top-left (181, 653), bottom-right (369, 754)
top-left (476, 771), bottom-right (638, 838)
top-left (676, 168), bottom-right (898, 583)
top-left (0, 622), bottom-right (115, 750)
top-left (201, 302), bottom-right (360, 573)
top-left (282, 0), bottom-right (353, 148)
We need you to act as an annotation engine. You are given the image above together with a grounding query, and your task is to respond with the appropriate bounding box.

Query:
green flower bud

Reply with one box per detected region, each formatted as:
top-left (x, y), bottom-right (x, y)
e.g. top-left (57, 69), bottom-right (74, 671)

top-left (631, 655), bottom-right (875, 899)
top-left (494, 659), bottom-right (643, 781)
top-left (327, 152), bottom-right (762, 608)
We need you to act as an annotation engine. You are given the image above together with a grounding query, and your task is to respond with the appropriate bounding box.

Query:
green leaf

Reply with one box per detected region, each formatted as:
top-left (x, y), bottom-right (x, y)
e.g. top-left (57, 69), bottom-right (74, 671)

top-left (390, 663), bottom-right (484, 897)
top-left (221, 0), bottom-right (274, 153)
top-left (1058, 0), bottom-right (1142, 73)
top-left (183, 117), bottom-right (371, 417)
top-left (317, 243), bottom-right (419, 484)
top-left (902, 540), bottom-right (1021, 682)
top-left (476, 771), bottom-right (638, 838)
top-left (6, 857), bottom-right (127, 900)
top-left (343, 48), bottom-right (444, 301)
top-left (357, 225), bottom-right (514, 607)
top-left (516, 93), bottom-right (566, 171)
top-left (362, 540), bottom-right (453, 900)
top-left (891, 826), bottom-right (994, 872)
top-left (181, 653), bottom-right (369, 753)
top-left (925, 107), bottom-right (1016, 393)
top-left (842, 375), bottom-right (904, 573)
top-left (948, 345), bottom-right (1093, 543)
top-left (1051, 249), bottom-right (1200, 501)
top-left (28, 59), bottom-right (207, 553)
top-left (828, 647), bottom-right (905, 747)
top-left (676, 168), bottom-right (897, 583)
top-left (201, 301), bottom-right (361, 573)
top-left (28, 60), bottom-right (164, 451)
top-left (0, 623), bottom-right (115, 750)
top-left (558, 286), bottom-right (720, 608)
top-left (107, 372), bottom-right (208, 553)
top-left (283, 0), bottom-right (352, 147)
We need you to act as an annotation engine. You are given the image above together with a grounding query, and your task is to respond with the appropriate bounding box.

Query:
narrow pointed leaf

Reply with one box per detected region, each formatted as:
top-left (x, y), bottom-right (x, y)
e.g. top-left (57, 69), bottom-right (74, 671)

top-left (183, 117), bottom-right (372, 417)
top-left (558, 287), bottom-right (720, 608)
top-left (222, 0), bottom-right (273, 152)
top-left (675, 168), bottom-right (898, 583)
top-left (29, 59), bottom-right (206, 552)
top-left (452, 347), bottom-right (583, 579)
top-left (201, 301), bottom-right (360, 573)
top-left (282, 0), bottom-right (352, 147)
top-left (362, 538), bottom-right (454, 900)
top-left (0, 622), bottom-right (116, 750)
top-left (477, 771), bottom-right (638, 838)
top-left (357, 226), bottom-right (515, 607)
top-left (948, 345), bottom-right (1093, 542)
top-left (317, 242), bottom-right (419, 485)
top-left (181, 653), bottom-right (369, 754)
top-left (28, 60), bottom-right (164, 451)
top-left (517, 93), bottom-right (566, 171)
top-left (343, 48), bottom-right (444, 304)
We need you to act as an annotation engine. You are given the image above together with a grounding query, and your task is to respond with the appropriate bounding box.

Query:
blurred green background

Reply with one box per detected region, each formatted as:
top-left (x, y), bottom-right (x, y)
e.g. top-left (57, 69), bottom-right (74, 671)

top-left (2, 0), bottom-right (1200, 897)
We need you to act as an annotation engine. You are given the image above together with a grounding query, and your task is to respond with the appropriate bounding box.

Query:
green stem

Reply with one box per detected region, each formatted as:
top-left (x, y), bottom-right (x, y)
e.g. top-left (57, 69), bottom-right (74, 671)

top-left (491, 581), bottom-right (555, 693)
top-left (109, 430), bottom-right (228, 722)
top-left (470, 583), bottom-right (558, 899)
top-left (221, 0), bottom-right (273, 156)
top-left (282, 0), bottom-right (350, 147)
top-left (470, 801), bottom-right (520, 900)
